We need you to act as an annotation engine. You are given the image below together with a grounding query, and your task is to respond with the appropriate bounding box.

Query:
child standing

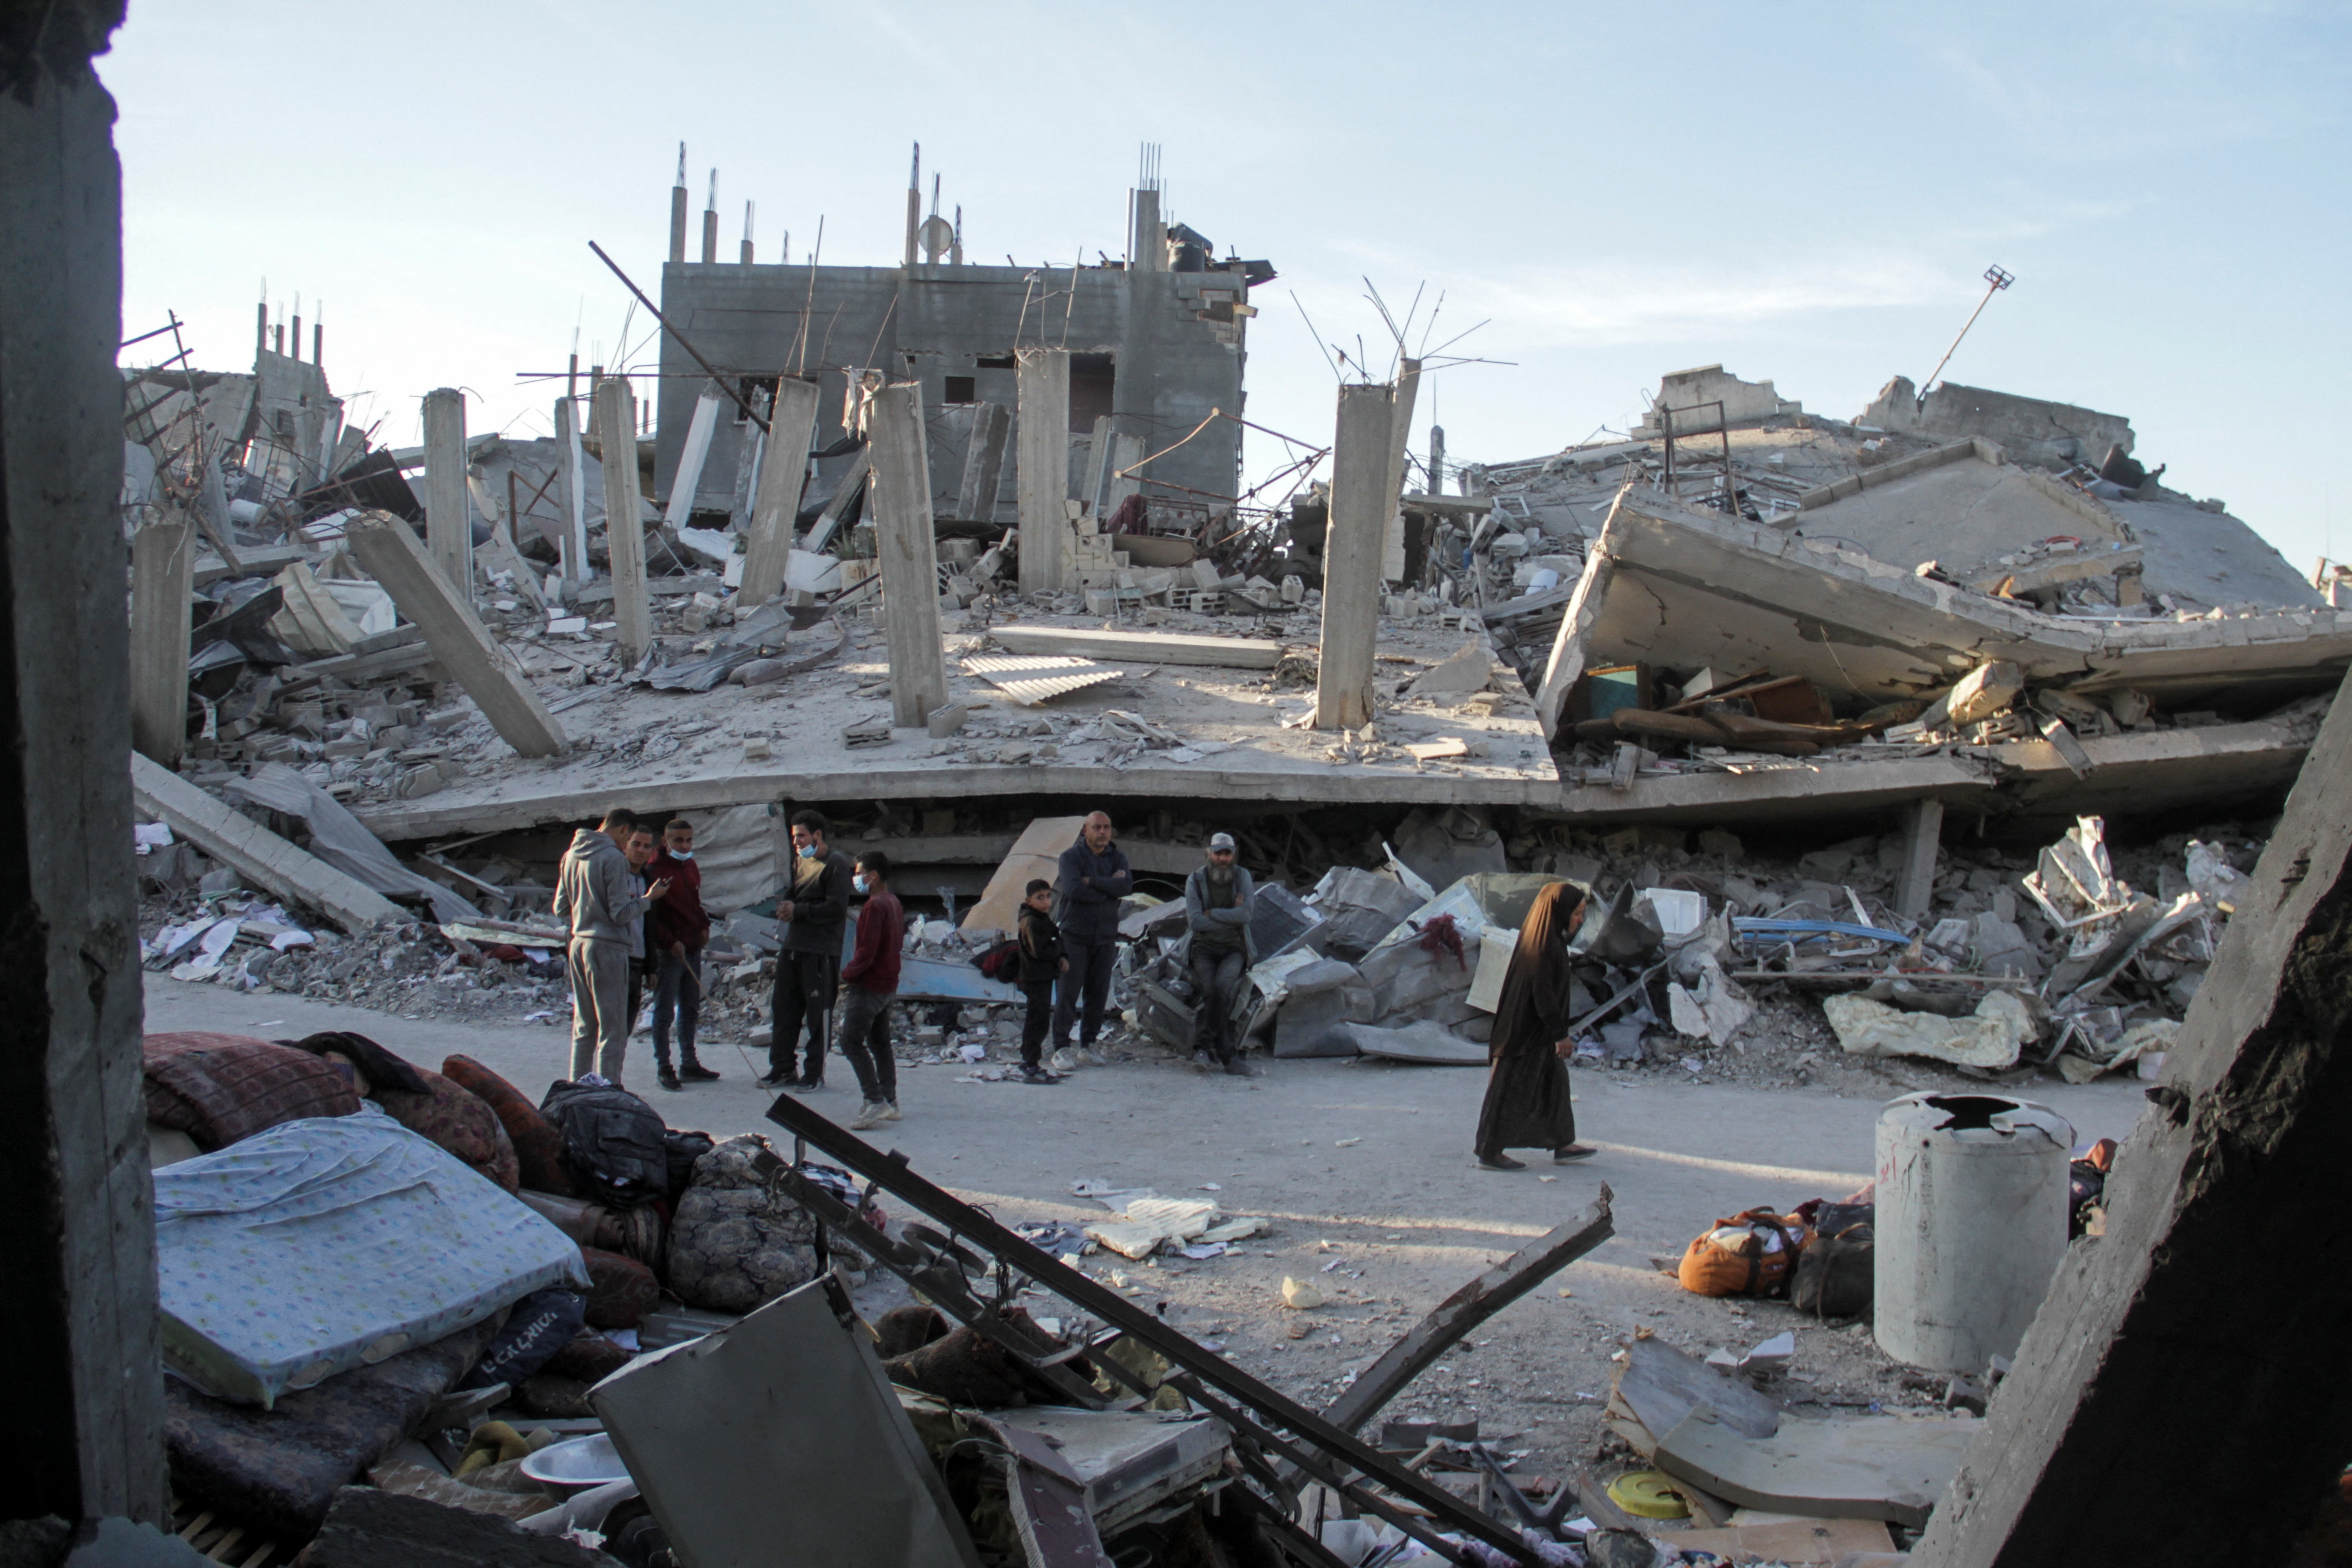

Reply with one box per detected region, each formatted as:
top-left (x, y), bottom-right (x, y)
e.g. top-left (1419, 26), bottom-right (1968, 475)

top-left (1016, 879), bottom-right (1066, 1086)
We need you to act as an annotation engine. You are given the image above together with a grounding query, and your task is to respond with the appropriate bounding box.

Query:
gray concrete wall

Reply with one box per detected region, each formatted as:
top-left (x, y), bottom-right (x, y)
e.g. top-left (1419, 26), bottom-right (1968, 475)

top-left (656, 260), bottom-right (1250, 520)
top-left (1861, 375), bottom-right (2133, 465)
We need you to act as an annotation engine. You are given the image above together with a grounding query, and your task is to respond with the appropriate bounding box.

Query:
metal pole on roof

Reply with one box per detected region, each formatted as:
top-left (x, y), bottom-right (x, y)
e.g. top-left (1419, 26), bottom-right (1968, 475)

top-left (1917, 264), bottom-right (2016, 409)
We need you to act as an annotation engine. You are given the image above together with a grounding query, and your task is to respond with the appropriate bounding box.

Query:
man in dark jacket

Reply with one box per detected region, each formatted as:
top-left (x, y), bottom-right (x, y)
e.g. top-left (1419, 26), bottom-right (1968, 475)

top-left (765, 809), bottom-right (854, 1090)
top-left (1052, 811), bottom-right (1131, 1067)
top-left (649, 817), bottom-right (718, 1092)
top-left (1183, 832), bottom-right (1259, 1076)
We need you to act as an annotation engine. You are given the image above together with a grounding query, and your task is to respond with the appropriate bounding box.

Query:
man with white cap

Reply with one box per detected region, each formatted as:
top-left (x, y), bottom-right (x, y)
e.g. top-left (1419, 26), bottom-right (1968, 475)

top-left (1182, 832), bottom-right (1259, 1075)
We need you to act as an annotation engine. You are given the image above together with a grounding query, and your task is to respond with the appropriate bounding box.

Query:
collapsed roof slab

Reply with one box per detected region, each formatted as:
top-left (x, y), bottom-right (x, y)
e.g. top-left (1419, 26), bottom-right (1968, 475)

top-left (1572, 489), bottom-right (2352, 712)
top-left (1981, 709), bottom-right (2323, 828)
top-left (1537, 753), bottom-right (1998, 829)
top-left (1795, 437), bottom-right (2321, 612)
top-left (1859, 375), bottom-right (2132, 467)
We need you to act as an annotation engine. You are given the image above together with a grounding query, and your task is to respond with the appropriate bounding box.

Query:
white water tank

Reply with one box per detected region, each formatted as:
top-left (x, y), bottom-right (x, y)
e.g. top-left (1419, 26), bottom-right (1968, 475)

top-left (1874, 1092), bottom-right (2073, 1372)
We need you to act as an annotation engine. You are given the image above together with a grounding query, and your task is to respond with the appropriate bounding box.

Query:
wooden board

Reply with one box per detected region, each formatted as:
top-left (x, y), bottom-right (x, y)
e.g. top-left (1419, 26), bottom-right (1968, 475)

top-left (1655, 1409), bottom-right (1979, 1529)
top-left (960, 815), bottom-right (1087, 934)
top-left (990, 624), bottom-right (1282, 670)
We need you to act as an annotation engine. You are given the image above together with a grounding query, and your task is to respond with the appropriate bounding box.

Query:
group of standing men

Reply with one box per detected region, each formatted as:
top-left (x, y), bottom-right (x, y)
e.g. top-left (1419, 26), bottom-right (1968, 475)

top-left (557, 805), bottom-right (1258, 1116)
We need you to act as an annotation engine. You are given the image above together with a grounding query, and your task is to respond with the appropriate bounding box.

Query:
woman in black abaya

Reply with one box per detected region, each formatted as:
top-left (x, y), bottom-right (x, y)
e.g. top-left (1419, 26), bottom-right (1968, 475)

top-left (1474, 880), bottom-right (1599, 1171)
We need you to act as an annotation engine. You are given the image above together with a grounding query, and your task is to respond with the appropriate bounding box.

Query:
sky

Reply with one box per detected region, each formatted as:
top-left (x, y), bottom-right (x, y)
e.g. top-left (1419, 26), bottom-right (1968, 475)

top-left (103, 1), bottom-right (2352, 570)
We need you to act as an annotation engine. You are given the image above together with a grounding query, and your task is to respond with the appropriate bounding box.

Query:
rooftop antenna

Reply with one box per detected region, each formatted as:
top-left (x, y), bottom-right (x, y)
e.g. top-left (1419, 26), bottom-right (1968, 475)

top-left (951, 204), bottom-right (963, 266)
top-left (930, 173), bottom-right (941, 219)
top-left (903, 142), bottom-right (921, 270)
top-left (1917, 264), bottom-right (2015, 409)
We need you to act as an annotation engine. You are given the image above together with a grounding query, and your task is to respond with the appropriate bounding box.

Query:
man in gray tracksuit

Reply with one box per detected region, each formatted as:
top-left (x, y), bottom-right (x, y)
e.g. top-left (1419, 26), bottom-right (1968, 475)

top-left (1183, 832), bottom-right (1259, 1075)
top-left (555, 807), bottom-right (669, 1084)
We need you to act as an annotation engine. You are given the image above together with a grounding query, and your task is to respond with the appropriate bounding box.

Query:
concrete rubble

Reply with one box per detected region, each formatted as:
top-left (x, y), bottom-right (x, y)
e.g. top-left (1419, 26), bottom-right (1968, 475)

top-left (104, 158), bottom-right (2352, 1568)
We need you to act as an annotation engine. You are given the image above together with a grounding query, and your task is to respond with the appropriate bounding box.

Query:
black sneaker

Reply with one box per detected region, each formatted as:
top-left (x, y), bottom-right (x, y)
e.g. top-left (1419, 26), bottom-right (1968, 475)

top-left (678, 1062), bottom-right (720, 1082)
top-left (656, 1069), bottom-right (682, 1092)
top-left (756, 1070), bottom-right (794, 1090)
top-left (1019, 1067), bottom-right (1061, 1086)
top-left (1222, 1057), bottom-right (1262, 1078)
top-left (791, 1076), bottom-right (825, 1094)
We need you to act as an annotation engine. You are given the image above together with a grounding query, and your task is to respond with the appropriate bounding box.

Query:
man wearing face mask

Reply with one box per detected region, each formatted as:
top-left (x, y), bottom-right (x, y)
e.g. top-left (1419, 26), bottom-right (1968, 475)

top-left (838, 851), bottom-right (905, 1131)
top-left (763, 809), bottom-right (854, 1091)
top-left (649, 818), bottom-right (718, 1092)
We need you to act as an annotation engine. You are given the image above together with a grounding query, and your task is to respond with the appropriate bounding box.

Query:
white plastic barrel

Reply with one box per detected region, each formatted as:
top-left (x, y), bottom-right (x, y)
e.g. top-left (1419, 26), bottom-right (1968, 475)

top-left (1873, 1092), bottom-right (2073, 1372)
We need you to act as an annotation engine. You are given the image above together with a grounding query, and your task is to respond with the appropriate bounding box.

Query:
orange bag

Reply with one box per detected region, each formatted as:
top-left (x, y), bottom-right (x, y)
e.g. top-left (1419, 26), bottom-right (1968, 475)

top-left (1677, 1208), bottom-right (1812, 1298)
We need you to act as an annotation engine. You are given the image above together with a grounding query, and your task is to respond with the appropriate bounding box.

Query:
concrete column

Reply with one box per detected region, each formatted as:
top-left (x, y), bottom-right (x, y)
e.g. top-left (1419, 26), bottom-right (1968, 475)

top-left (866, 383), bottom-right (950, 728)
top-left (553, 395), bottom-right (589, 588)
top-left (1534, 496), bottom-right (1628, 739)
top-left (0, 26), bottom-right (170, 1523)
top-left (1380, 358), bottom-right (1421, 584)
top-left (1892, 797), bottom-right (1945, 921)
top-left (954, 400), bottom-right (1011, 523)
top-left (661, 383), bottom-right (724, 533)
top-left (1317, 382), bottom-right (1396, 731)
top-left (344, 514), bottom-right (568, 758)
top-left (1080, 414), bottom-right (1114, 519)
top-left (727, 385), bottom-right (769, 532)
top-left (739, 376), bottom-right (822, 604)
top-left (668, 176), bottom-right (688, 263)
top-left (1430, 424), bottom-right (1445, 496)
top-left (594, 377), bottom-right (652, 663)
top-left (128, 511), bottom-right (194, 766)
top-left (1016, 349), bottom-right (1071, 596)
top-left (420, 386), bottom-right (470, 591)
top-left (1132, 188), bottom-right (1165, 272)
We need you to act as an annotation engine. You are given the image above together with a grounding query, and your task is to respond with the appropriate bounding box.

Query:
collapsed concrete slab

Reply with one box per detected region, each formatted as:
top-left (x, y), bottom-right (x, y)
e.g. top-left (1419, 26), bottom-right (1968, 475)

top-left (1858, 375), bottom-right (2133, 468)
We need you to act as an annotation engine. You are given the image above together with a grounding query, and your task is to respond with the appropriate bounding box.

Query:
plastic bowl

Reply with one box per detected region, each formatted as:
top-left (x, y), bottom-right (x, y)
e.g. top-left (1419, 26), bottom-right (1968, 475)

top-left (519, 1433), bottom-right (631, 1491)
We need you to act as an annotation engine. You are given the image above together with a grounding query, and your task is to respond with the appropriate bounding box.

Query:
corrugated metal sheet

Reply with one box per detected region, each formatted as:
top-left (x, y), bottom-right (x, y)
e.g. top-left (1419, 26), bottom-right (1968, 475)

top-left (961, 654), bottom-right (1125, 707)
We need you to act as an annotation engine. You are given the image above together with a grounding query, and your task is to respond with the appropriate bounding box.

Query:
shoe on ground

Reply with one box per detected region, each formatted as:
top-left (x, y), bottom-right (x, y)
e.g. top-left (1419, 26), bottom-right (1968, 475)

top-left (791, 1076), bottom-right (825, 1094)
top-left (1553, 1144), bottom-right (1598, 1163)
top-left (1478, 1153), bottom-right (1528, 1172)
top-left (849, 1100), bottom-right (888, 1131)
top-left (1082, 1047), bottom-right (1111, 1067)
top-left (881, 1100), bottom-right (902, 1121)
top-left (679, 1062), bottom-right (720, 1082)
top-left (1049, 1048), bottom-right (1080, 1073)
top-left (1221, 1057), bottom-right (1261, 1078)
top-left (755, 1071), bottom-right (792, 1090)
top-left (1019, 1067), bottom-right (1061, 1086)
top-left (656, 1069), bottom-right (682, 1092)
top-left (1191, 1049), bottom-right (1216, 1070)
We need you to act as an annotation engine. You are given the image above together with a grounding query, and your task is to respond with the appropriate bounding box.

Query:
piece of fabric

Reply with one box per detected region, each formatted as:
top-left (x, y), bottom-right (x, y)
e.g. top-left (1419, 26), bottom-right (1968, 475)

top-left (1474, 880), bottom-right (1590, 1160)
top-left (648, 847), bottom-right (709, 953)
top-left (835, 984), bottom-right (896, 1102)
top-left (565, 936), bottom-right (629, 1082)
top-left (441, 1054), bottom-right (572, 1196)
top-left (144, 1032), bottom-right (361, 1152)
top-left (1054, 934), bottom-right (1118, 1048)
top-left (1189, 946), bottom-right (1248, 1057)
top-left (1016, 904), bottom-right (1063, 987)
top-left (780, 846), bottom-right (854, 955)
top-left (539, 1081), bottom-right (670, 1209)
top-left (843, 885), bottom-right (904, 995)
top-left (458, 1288), bottom-right (587, 1390)
top-left (579, 1246), bottom-right (659, 1329)
top-left (375, 1066), bottom-right (521, 1193)
top-left (283, 1031), bottom-right (428, 1098)
top-left (1184, 863), bottom-right (1256, 955)
top-left (624, 868), bottom-right (648, 961)
top-left (653, 948), bottom-right (702, 1067)
top-left (153, 1112), bottom-right (586, 1406)
top-left (770, 950), bottom-right (839, 1079)
top-left (1055, 834), bottom-right (1134, 940)
top-left (165, 1317), bottom-right (497, 1541)
top-left (553, 829), bottom-right (652, 946)
top-left (665, 1135), bottom-right (820, 1313)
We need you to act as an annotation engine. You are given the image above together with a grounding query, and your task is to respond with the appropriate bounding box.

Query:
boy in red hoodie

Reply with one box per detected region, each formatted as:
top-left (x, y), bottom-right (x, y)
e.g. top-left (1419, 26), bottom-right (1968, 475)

top-left (649, 818), bottom-right (719, 1092)
top-left (839, 850), bottom-right (905, 1131)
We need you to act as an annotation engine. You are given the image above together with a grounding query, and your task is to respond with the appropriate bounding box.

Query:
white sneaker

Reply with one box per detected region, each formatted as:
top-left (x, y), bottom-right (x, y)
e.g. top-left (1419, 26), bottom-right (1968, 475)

top-left (1050, 1048), bottom-right (1081, 1072)
top-left (1082, 1046), bottom-right (1111, 1067)
top-left (881, 1100), bottom-right (903, 1122)
top-left (849, 1100), bottom-right (887, 1131)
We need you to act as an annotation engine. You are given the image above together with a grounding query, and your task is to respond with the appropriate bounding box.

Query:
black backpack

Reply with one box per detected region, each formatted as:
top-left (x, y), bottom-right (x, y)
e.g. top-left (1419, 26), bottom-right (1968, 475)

top-left (1790, 1201), bottom-right (1875, 1320)
top-left (540, 1081), bottom-right (669, 1208)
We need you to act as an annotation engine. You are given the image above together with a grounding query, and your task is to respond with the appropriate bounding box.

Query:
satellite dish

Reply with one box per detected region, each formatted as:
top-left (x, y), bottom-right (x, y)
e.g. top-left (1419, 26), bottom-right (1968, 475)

top-left (919, 215), bottom-right (955, 263)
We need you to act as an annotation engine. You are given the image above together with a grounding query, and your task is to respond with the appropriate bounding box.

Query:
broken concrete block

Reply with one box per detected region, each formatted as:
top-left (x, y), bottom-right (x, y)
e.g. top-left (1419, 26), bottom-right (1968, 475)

top-left (926, 704), bottom-right (968, 739)
top-left (1944, 660), bottom-right (2024, 726)
top-left (1406, 640), bottom-right (1493, 702)
top-left (1823, 989), bottom-right (2035, 1071)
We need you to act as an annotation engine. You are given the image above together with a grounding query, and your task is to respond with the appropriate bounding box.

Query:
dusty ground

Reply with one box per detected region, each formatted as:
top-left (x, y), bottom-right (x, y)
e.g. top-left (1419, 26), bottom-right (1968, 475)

top-left (146, 973), bottom-right (2146, 1528)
